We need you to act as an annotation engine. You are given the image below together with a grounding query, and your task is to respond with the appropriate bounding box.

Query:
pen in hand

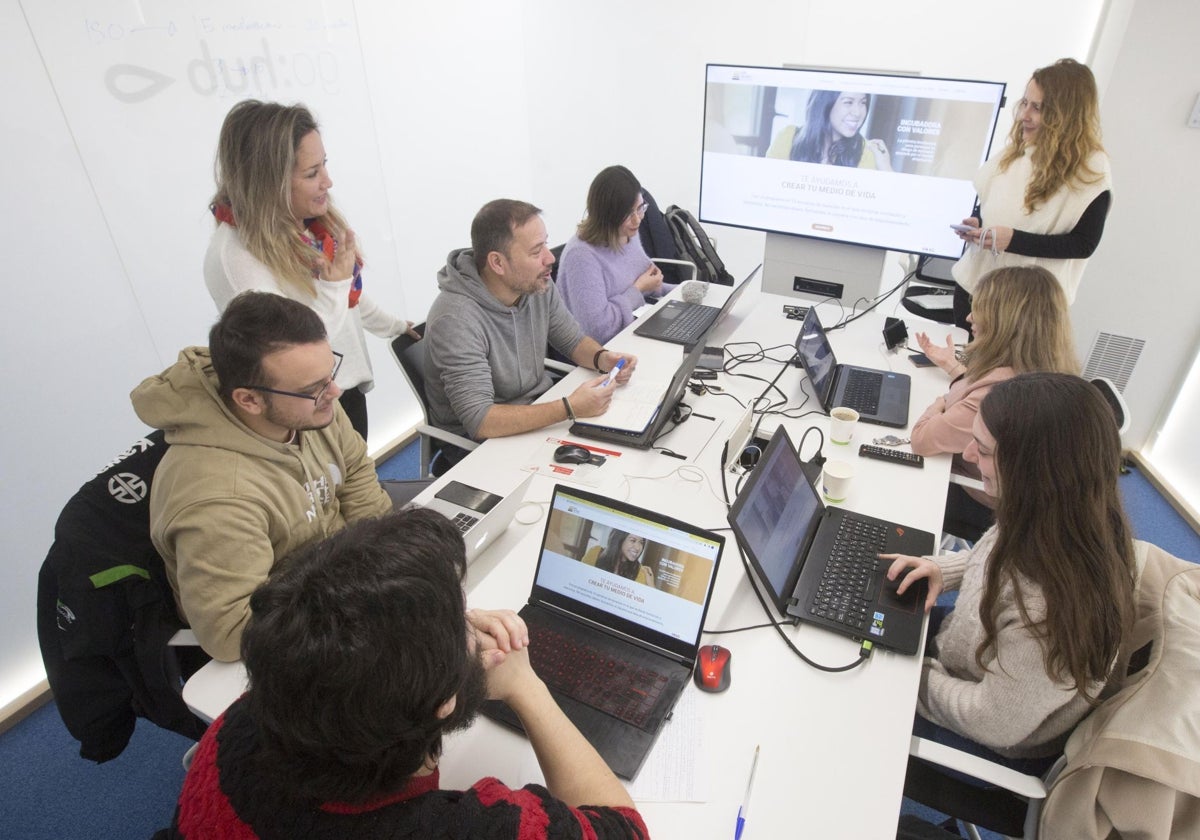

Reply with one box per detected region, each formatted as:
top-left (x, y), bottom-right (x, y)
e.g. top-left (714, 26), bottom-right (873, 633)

top-left (735, 744), bottom-right (759, 840)
top-left (601, 358), bottom-right (626, 387)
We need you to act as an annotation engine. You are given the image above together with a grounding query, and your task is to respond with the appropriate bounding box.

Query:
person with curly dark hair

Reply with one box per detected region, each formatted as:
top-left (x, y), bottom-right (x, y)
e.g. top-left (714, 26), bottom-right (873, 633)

top-left (167, 509), bottom-right (648, 839)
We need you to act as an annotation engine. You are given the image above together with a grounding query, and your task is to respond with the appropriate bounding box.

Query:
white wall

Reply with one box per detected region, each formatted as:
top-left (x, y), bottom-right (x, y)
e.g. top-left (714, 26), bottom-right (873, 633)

top-left (1070, 0), bottom-right (1200, 514)
top-left (1, 0), bottom-right (1108, 708)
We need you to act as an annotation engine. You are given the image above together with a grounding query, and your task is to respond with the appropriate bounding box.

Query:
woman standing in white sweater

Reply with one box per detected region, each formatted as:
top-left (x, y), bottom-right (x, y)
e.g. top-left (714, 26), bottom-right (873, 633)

top-left (205, 100), bottom-right (415, 442)
top-left (884, 373), bottom-right (1136, 767)
top-left (951, 58), bottom-right (1112, 326)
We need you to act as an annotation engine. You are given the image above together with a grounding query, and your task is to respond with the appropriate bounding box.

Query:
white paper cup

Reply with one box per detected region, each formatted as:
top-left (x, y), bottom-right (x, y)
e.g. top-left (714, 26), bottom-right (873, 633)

top-left (829, 406), bottom-right (860, 445)
top-left (822, 459), bottom-right (855, 503)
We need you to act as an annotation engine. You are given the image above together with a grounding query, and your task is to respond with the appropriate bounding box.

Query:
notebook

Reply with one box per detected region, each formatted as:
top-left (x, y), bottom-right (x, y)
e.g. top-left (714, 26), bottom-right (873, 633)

top-left (634, 264), bottom-right (761, 347)
top-left (569, 340), bottom-right (707, 449)
top-left (422, 474), bottom-right (533, 563)
top-left (481, 485), bottom-right (724, 779)
top-left (794, 306), bottom-right (912, 427)
top-left (726, 426), bottom-right (933, 655)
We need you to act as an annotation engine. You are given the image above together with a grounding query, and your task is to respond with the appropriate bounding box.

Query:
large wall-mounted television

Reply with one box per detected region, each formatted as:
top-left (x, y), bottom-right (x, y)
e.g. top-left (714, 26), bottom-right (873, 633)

top-left (700, 64), bottom-right (1006, 299)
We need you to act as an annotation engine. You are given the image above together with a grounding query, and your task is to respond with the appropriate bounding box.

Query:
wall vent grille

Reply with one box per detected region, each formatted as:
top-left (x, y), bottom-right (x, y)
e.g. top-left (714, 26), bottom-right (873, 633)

top-left (1083, 332), bottom-right (1145, 392)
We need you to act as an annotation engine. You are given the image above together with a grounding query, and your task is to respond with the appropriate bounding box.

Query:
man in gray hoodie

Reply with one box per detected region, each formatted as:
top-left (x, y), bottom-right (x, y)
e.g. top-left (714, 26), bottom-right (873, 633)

top-left (426, 199), bottom-right (637, 441)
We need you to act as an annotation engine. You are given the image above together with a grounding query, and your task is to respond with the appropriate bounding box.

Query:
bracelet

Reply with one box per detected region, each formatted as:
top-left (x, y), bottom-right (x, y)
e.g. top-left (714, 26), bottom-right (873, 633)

top-left (593, 348), bottom-right (607, 373)
top-left (562, 396), bottom-right (576, 422)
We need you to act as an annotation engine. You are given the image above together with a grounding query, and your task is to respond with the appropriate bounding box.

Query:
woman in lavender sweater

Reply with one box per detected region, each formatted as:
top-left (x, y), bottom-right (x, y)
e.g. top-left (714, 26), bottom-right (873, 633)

top-left (558, 166), bottom-right (675, 344)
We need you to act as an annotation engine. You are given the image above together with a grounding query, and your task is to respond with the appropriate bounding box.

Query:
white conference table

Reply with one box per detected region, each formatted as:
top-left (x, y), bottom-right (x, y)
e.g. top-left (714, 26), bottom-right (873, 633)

top-left (184, 273), bottom-right (965, 839)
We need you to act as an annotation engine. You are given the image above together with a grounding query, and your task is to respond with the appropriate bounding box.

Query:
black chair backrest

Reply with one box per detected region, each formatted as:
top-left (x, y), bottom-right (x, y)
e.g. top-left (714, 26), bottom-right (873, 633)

top-left (390, 322), bottom-right (430, 409)
top-left (549, 243), bottom-right (566, 283)
top-left (639, 187), bottom-right (686, 284)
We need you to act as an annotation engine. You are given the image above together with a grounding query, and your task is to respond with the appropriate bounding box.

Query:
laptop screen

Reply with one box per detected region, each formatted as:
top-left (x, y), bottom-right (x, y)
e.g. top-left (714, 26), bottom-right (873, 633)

top-left (794, 307), bottom-right (838, 406)
top-left (726, 426), bottom-right (825, 613)
top-left (711, 263), bottom-right (761, 321)
top-left (530, 486), bottom-right (723, 658)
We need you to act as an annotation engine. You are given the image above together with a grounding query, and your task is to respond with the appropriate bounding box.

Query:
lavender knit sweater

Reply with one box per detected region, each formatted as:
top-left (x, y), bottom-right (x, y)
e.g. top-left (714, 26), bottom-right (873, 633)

top-left (557, 234), bottom-right (674, 344)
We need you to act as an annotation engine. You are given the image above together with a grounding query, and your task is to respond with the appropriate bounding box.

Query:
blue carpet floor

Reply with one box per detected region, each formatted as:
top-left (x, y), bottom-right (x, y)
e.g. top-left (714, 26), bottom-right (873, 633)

top-left (2, 446), bottom-right (1194, 840)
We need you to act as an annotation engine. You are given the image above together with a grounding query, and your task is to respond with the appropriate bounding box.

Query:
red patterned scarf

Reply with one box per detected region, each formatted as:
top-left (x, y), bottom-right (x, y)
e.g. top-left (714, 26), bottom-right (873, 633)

top-left (211, 203), bottom-right (362, 308)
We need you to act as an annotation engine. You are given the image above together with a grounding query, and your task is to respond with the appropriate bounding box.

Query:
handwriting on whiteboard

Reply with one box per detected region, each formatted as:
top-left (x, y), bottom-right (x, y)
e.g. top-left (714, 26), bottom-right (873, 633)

top-left (82, 15), bottom-right (348, 103)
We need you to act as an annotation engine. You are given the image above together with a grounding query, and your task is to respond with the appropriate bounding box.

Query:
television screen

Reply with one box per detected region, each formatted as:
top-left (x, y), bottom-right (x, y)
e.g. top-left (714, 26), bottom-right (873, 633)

top-left (700, 64), bottom-right (1006, 259)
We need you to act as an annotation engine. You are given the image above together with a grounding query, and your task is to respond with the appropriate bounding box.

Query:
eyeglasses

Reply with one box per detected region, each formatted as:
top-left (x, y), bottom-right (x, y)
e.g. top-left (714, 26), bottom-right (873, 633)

top-left (633, 202), bottom-right (649, 218)
top-left (1016, 97), bottom-right (1042, 113)
top-left (240, 351), bottom-right (344, 404)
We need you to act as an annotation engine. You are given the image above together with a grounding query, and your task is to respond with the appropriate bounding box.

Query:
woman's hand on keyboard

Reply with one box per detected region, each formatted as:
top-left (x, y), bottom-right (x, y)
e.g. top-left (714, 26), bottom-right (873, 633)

top-left (879, 553), bottom-right (944, 613)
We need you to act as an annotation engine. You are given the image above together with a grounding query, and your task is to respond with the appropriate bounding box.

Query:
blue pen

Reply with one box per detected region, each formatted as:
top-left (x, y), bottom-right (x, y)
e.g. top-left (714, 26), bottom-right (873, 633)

top-left (602, 357), bottom-right (626, 386)
top-left (734, 745), bottom-right (759, 840)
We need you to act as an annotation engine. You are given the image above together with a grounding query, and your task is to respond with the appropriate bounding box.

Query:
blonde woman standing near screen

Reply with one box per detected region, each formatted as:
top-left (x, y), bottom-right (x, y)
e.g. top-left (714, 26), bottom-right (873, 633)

top-left (205, 100), bottom-right (416, 441)
top-left (952, 59), bottom-right (1112, 326)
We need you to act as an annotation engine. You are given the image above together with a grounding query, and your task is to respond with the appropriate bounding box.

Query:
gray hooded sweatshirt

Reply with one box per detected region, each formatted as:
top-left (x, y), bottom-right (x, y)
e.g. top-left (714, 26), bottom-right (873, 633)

top-left (425, 249), bottom-right (585, 439)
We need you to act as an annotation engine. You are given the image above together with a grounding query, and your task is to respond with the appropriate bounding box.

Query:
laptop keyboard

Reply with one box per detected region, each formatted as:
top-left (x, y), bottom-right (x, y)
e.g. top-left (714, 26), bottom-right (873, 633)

top-left (809, 516), bottom-right (889, 631)
top-left (449, 511), bottom-right (479, 533)
top-left (840, 368), bottom-right (883, 414)
top-left (528, 623), bottom-right (669, 729)
top-left (657, 305), bottom-right (718, 342)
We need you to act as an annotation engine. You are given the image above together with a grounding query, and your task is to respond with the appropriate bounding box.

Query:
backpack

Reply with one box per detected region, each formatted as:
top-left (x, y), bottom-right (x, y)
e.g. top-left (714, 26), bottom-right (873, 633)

top-left (664, 205), bottom-right (735, 286)
top-left (36, 430), bottom-right (209, 761)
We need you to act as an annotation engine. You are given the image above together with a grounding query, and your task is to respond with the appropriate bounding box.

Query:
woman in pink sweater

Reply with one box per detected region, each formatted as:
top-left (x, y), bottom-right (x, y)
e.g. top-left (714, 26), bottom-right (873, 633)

top-left (911, 266), bottom-right (1077, 536)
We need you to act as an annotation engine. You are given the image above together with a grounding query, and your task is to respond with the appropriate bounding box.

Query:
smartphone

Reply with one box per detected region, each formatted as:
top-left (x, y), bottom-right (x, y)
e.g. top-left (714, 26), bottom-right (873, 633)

top-left (909, 352), bottom-right (936, 368)
top-left (434, 480), bottom-right (501, 513)
top-left (949, 224), bottom-right (974, 234)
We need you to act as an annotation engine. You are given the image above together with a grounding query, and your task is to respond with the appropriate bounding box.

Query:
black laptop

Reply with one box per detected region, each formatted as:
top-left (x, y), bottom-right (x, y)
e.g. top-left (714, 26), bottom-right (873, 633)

top-left (794, 306), bottom-right (912, 427)
top-left (634, 264), bottom-right (761, 347)
top-left (727, 426), bottom-right (933, 655)
top-left (569, 340), bottom-right (707, 449)
top-left (482, 485), bottom-right (724, 779)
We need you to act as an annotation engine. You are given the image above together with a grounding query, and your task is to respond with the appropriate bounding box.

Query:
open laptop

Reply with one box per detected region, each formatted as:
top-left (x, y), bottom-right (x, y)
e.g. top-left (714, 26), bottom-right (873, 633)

top-left (727, 426), bottom-right (933, 655)
top-left (481, 485), bottom-right (724, 779)
top-left (422, 474), bottom-right (533, 562)
top-left (569, 340), bottom-right (707, 449)
top-left (794, 306), bottom-right (912, 427)
top-left (634, 264), bottom-right (761, 347)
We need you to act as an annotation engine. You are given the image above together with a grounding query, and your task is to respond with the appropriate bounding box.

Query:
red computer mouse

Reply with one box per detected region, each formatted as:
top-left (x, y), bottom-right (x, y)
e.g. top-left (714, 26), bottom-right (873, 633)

top-left (694, 644), bottom-right (732, 693)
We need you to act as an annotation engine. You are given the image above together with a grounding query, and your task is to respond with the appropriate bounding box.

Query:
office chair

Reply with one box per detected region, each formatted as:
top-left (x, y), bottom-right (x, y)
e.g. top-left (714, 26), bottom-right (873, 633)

top-left (905, 544), bottom-right (1200, 839)
top-left (1089, 376), bottom-right (1130, 437)
top-left (388, 323), bottom-right (480, 477)
top-left (36, 429), bottom-right (209, 764)
top-left (639, 186), bottom-right (686, 284)
top-left (939, 472), bottom-right (991, 550)
top-left (549, 243), bottom-right (566, 283)
top-left (901, 256), bottom-right (957, 325)
top-left (1090, 376), bottom-right (1132, 474)
top-left (390, 326), bottom-right (575, 475)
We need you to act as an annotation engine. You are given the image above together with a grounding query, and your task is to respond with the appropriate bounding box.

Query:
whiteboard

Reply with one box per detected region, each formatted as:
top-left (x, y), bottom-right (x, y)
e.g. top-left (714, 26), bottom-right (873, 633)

top-left (23, 0), bottom-right (411, 358)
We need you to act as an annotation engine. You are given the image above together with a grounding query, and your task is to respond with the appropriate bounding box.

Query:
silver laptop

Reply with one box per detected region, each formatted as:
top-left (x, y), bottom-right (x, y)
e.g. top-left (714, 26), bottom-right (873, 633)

top-left (424, 474), bottom-right (533, 562)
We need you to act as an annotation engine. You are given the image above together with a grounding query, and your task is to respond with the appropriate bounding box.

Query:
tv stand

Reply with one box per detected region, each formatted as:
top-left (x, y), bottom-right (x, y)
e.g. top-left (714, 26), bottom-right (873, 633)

top-left (761, 232), bottom-right (887, 305)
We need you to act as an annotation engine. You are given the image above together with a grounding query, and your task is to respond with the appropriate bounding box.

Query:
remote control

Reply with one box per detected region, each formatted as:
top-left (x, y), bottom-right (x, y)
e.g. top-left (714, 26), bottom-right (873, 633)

top-left (858, 444), bottom-right (924, 468)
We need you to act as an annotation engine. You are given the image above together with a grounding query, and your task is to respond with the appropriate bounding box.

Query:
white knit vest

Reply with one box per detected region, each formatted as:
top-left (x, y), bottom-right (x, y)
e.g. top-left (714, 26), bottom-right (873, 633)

top-left (952, 148), bottom-right (1111, 303)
